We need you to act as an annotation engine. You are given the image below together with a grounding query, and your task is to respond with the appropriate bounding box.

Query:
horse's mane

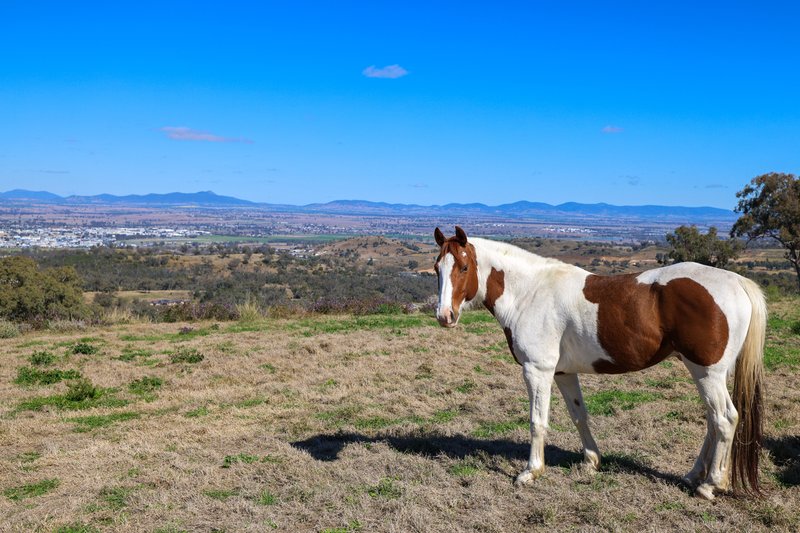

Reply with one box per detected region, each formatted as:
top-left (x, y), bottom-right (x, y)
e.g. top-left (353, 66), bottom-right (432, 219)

top-left (469, 237), bottom-right (569, 269)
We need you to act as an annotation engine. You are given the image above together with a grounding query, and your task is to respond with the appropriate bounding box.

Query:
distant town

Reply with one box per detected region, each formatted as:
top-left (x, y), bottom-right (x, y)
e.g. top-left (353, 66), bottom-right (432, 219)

top-left (0, 226), bottom-right (210, 249)
top-left (0, 189), bottom-right (740, 249)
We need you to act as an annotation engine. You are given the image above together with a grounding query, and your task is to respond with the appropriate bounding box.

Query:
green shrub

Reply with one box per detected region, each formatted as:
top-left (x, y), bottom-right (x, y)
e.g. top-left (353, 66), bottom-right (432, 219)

top-left (0, 319), bottom-right (20, 338)
top-left (65, 379), bottom-right (99, 402)
top-left (0, 256), bottom-right (86, 323)
top-left (71, 342), bottom-right (98, 355)
top-left (170, 348), bottom-right (204, 364)
top-left (29, 350), bottom-right (56, 366)
top-left (128, 376), bottom-right (163, 395)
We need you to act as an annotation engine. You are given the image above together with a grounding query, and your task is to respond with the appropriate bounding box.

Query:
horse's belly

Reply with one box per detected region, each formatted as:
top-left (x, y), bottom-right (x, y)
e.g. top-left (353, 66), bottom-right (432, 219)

top-left (557, 331), bottom-right (612, 374)
top-left (557, 326), bottom-right (670, 375)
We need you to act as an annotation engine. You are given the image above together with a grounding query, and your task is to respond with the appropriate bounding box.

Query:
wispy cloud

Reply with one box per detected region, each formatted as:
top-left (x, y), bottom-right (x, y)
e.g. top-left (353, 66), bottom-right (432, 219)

top-left (410, 183), bottom-right (428, 189)
top-left (39, 169), bottom-right (70, 174)
top-left (363, 64), bottom-right (409, 79)
top-left (622, 174), bottom-right (641, 186)
top-left (160, 126), bottom-right (253, 144)
top-left (601, 125), bottom-right (624, 134)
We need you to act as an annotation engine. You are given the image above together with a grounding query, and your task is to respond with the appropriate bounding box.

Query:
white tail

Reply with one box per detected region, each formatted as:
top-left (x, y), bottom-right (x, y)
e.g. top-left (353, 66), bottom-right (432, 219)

top-left (731, 276), bottom-right (767, 494)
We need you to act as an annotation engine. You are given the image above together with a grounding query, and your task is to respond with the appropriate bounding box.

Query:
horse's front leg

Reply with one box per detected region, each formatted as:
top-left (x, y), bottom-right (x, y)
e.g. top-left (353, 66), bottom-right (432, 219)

top-left (515, 361), bottom-right (554, 485)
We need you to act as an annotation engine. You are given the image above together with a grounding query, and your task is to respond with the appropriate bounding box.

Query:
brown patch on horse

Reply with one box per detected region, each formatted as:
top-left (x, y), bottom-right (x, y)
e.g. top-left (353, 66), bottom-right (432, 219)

top-left (484, 268), bottom-right (505, 315)
top-left (504, 327), bottom-right (522, 365)
top-left (583, 274), bottom-right (729, 373)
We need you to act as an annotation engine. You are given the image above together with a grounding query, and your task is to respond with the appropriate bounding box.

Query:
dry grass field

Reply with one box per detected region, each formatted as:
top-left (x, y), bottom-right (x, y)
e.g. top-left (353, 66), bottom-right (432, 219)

top-left (1, 299), bottom-right (799, 532)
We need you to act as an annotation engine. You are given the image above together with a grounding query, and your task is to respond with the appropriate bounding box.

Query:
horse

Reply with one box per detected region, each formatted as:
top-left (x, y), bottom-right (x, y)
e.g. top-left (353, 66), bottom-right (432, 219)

top-left (433, 226), bottom-right (766, 499)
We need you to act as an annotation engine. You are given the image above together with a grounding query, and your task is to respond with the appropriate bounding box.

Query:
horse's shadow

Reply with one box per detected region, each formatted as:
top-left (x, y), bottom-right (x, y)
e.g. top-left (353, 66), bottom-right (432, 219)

top-left (764, 434), bottom-right (800, 487)
top-left (290, 431), bottom-right (685, 488)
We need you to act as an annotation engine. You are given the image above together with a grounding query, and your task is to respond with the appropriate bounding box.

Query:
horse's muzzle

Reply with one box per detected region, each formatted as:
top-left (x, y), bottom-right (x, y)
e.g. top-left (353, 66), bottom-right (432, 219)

top-left (436, 308), bottom-right (458, 328)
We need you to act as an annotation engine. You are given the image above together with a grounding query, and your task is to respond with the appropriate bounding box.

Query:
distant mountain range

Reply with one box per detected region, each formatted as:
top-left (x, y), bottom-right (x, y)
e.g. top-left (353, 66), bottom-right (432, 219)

top-left (0, 189), bottom-right (737, 221)
top-left (0, 189), bottom-right (255, 206)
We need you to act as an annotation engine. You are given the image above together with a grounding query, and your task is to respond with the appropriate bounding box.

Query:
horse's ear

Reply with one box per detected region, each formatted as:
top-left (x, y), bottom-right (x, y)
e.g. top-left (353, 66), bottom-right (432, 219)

top-left (434, 227), bottom-right (445, 247)
top-left (454, 226), bottom-right (468, 246)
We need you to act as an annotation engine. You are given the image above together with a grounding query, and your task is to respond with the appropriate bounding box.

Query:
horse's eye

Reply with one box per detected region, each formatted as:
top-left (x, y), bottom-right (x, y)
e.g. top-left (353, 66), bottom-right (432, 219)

top-left (461, 265), bottom-right (469, 273)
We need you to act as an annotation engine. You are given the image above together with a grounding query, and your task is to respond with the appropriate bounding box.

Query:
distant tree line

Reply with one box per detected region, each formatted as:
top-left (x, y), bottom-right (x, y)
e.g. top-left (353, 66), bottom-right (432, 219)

top-left (4, 243), bottom-right (436, 326)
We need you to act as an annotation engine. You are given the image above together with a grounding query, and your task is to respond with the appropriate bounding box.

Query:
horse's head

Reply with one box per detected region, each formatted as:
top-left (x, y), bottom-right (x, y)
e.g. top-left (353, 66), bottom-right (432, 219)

top-left (433, 226), bottom-right (478, 327)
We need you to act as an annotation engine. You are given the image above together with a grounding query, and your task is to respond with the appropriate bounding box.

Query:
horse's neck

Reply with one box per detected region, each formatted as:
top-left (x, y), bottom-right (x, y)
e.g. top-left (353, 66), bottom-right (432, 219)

top-left (471, 238), bottom-right (565, 307)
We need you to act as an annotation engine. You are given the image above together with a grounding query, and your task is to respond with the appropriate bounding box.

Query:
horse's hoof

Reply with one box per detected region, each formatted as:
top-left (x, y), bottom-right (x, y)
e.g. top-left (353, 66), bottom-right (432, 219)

top-left (514, 470), bottom-right (539, 486)
top-left (583, 451), bottom-right (601, 471)
top-left (694, 484), bottom-right (715, 500)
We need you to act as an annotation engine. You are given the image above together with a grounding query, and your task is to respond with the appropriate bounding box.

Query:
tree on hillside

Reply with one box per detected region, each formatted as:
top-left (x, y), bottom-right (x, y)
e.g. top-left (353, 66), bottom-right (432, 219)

top-left (0, 256), bottom-right (87, 323)
top-left (732, 172), bottom-right (800, 291)
top-left (660, 225), bottom-right (741, 268)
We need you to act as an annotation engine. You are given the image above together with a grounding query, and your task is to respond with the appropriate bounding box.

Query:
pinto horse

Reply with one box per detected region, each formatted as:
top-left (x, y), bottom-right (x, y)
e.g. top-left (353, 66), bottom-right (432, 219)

top-left (434, 226), bottom-right (766, 499)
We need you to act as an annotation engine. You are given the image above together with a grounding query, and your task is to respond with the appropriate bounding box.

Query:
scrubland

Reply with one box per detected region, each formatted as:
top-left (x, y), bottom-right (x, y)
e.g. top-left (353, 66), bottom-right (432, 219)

top-left (1, 299), bottom-right (799, 532)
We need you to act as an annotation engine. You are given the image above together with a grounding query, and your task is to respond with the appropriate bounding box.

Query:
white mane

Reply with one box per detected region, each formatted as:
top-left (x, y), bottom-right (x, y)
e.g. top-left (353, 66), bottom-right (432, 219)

top-left (469, 237), bottom-right (574, 271)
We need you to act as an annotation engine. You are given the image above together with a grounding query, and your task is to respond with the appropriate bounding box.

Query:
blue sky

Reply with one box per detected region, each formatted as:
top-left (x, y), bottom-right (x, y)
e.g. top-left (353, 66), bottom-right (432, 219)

top-left (1, 2), bottom-right (798, 208)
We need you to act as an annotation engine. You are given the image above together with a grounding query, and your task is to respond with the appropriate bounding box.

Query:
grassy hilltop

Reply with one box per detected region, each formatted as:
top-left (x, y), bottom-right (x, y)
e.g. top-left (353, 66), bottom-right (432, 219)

top-left (1, 297), bottom-right (799, 532)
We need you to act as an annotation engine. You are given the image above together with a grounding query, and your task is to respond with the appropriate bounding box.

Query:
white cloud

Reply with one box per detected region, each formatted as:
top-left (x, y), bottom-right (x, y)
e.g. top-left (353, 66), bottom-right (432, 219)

top-left (160, 126), bottom-right (253, 144)
top-left (601, 125), bottom-right (623, 134)
top-left (362, 64), bottom-right (409, 79)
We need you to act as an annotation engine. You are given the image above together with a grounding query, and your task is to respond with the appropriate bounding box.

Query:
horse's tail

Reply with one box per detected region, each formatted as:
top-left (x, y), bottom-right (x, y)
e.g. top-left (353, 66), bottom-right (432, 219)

top-left (731, 275), bottom-right (767, 496)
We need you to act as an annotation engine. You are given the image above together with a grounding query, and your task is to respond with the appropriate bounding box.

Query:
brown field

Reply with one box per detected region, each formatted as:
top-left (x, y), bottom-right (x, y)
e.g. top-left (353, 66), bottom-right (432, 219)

top-left (1, 299), bottom-right (799, 532)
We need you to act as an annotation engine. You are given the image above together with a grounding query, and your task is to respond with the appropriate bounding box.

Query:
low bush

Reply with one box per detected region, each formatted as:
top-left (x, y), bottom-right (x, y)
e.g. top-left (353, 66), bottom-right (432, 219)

top-left (128, 376), bottom-right (163, 395)
top-left (0, 319), bottom-right (20, 338)
top-left (29, 350), bottom-right (56, 366)
top-left (64, 379), bottom-right (99, 402)
top-left (170, 348), bottom-right (204, 364)
top-left (71, 343), bottom-right (98, 355)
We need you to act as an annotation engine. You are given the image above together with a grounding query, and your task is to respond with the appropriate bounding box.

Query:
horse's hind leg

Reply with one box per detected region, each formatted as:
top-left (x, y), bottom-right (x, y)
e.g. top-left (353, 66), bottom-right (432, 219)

top-left (554, 373), bottom-right (600, 470)
top-left (684, 362), bottom-right (738, 500)
top-left (683, 430), bottom-right (712, 489)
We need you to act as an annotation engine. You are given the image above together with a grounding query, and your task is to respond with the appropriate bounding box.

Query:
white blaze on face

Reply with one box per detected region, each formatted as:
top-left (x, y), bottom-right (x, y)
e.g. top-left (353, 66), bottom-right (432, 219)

top-left (436, 252), bottom-right (455, 321)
